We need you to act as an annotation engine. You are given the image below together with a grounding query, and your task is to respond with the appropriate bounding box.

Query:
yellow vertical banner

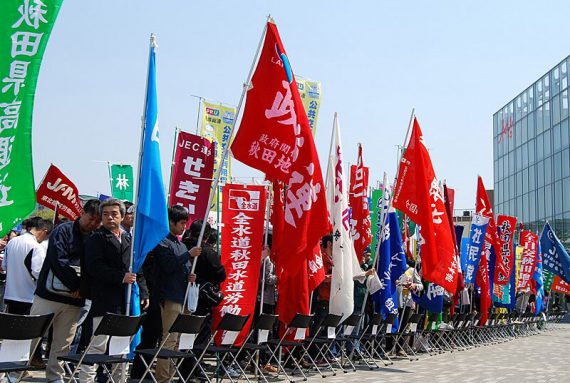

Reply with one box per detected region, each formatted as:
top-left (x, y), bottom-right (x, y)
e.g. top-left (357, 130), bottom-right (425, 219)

top-left (515, 245), bottom-right (523, 289)
top-left (297, 78), bottom-right (322, 136)
top-left (200, 101), bottom-right (236, 208)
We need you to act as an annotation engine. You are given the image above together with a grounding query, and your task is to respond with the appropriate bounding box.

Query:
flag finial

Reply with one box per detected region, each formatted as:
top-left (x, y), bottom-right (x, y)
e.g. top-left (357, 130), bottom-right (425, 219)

top-left (150, 33), bottom-right (158, 48)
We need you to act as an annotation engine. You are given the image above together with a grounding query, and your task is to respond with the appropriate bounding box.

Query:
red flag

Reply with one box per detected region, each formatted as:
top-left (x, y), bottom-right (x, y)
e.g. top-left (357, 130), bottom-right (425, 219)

top-left (476, 176), bottom-right (507, 287)
top-left (443, 184), bottom-right (463, 315)
top-left (552, 275), bottom-right (570, 295)
top-left (36, 164), bottom-right (82, 220)
top-left (494, 215), bottom-right (517, 300)
top-left (349, 145), bottom-right (371, 263)
top-left (168, 131), bottom-right (215, 225)
top-left (307, 243), bottom-right (325, 292)
top-left (230, 21), bottom-right (329, 325)
top-left (392, 118), bottom-right (458, 294)
top-left (213, 184), bottom-right (267, 346)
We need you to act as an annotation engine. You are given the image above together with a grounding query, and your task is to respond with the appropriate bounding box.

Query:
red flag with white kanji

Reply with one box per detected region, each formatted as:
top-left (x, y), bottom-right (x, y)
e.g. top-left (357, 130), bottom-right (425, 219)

top-left (349, 145), bottom-right (371, 264)
top-left (392, 118), bottom-right (458, 294)
top-left (230, 20), bottom-right (329, 326)
top-left (476, 176), bottom-right (508, 286)
top-left (444, 184), bottom-right (463, 315)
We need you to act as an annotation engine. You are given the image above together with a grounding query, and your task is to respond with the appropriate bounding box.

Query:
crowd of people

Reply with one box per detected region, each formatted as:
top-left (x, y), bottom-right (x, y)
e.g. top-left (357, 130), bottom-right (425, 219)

top-left (0, 198), bottom-right (567, 383)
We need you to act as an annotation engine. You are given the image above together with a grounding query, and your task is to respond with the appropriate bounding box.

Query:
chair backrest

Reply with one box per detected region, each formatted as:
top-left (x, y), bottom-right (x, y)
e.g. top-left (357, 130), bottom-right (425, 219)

top-left (369, 313), bottom-right (383, 326)
top-left (0, 313), bottom-right (54, 340)
top-left (408, 313), bottom-right (422, 325)
top-left (342, 313), bottom-right (362, 327)
top-left (254, 313), bottom-right (278, 331)
top-left (216, 313), bottom-right (250, 332)
top-left (289, 313), bottom-right (313, 329)
top-left (170, 314), bottom-right (207, 335)
top-left (320, 313), bottom-right (343, 328)
top-left (385, 313), bottom-right (397, 325)
top-left (94, 313), bottom-right (144, 337)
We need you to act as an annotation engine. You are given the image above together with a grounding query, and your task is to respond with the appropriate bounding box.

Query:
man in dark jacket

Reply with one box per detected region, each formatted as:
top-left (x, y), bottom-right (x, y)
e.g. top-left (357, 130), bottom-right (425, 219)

top-left (80, 199), bottom-right (148, 383)
top-left (153, 205), bottom-right (200, 382)
top-left (31, 199), bottom-right (101, 383)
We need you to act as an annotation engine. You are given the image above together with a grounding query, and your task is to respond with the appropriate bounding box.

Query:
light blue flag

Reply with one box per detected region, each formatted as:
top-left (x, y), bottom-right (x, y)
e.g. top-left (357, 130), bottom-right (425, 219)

top-left (533, 245), bottom-right (545, 315)
top-left (540, 221), bottom-right (570, 284)
top-left (372, 211), bottom-right (407, 332)
top-left (464, 214), bottom-right (489, 284)
top-left (130, 36), bottom-right (169, 354)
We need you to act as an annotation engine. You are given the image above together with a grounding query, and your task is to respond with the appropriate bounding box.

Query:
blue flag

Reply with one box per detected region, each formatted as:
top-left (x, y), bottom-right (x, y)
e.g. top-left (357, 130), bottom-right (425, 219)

top-left (540, 221), bottom-right (570, 284)
top-left (533, 247), bottom-right (545, 315)
top-left (464, 214), bottom-right (489, 284)
top-left (412, 283), bottom-right (444, 313)
top-left (372, 211), bottom-right (406, 332)
top-left (130, 37), bottom-right (169, 354)
top-left (133, 40), bottom-right (169, 274)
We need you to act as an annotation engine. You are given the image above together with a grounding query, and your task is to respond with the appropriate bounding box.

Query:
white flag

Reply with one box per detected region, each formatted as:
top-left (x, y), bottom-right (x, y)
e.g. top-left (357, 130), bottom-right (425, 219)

top-left (327, 113), bottom-right (365, 322)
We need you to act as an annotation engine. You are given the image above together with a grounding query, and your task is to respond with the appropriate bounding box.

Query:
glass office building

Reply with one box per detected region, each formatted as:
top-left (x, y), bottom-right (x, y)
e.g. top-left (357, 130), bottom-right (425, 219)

top-left (493, 56), bottom-right (570, 244)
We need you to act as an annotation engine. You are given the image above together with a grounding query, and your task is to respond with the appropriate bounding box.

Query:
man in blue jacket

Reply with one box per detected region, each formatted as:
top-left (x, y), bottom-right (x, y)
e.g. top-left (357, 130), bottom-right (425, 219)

top-left (31, 199), bottom-right (101, 383)
top-left (153, 205), bottom-right (201, 383)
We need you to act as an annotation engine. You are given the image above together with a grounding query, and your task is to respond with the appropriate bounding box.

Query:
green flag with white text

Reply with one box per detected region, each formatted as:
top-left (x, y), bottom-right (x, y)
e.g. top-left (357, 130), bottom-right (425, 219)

top-left (0, 0), bottom-right (64, 236)
top-left (109, 164), bottom-right (134, 202)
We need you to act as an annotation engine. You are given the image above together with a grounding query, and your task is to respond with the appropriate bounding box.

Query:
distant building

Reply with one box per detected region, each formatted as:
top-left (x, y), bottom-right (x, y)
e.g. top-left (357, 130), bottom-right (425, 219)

top-left (493, 56), bottom-right (570, 244)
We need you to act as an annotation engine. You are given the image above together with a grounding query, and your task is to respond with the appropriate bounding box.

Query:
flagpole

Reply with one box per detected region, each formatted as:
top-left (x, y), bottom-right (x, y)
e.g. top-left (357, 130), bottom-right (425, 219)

top-left (324, 112), bottom-right (338, 191)
top-left (167, 126), bottom-right (180, 203)
top-left (189, 18), bottom-right (269, 277)
top-left (126, 33), bottom-right (156, 316)
top-left (193, 96), bottom-right (204, 135)
top-left (107, 161), bottom-right (113, 197)
top-left (259, 185), bottom-right (272, 315)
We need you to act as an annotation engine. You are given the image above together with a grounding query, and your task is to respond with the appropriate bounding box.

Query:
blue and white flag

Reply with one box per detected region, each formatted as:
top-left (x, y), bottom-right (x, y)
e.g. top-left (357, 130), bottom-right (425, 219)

top-left (372, 211), bottom-right (406, 331)
top-left (412, 283), bottom-right (444, 313)
top-left (464, 214), bottom-right (489, 284)
top-left (533, 248), bottom-right (545, 315)
top-left (540, 221), bottom-right (570, 284)
top-left (130, 35), bottom-right (169, 353)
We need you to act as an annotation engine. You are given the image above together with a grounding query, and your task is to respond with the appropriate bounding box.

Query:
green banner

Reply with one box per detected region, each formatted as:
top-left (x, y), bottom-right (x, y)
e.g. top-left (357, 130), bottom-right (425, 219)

top-left (0, 0), bottom-right (64, 236)
top-left (109, 164), bottom-right (134, 202)
top-left (544, 270), bottom-right (555, 292)
top-left (370, 189), bottom-right (382, 262)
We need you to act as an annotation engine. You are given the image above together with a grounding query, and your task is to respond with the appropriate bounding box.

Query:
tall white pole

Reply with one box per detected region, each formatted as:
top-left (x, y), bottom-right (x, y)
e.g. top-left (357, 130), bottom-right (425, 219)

top-left (259, 186), bottom-right (272, 315)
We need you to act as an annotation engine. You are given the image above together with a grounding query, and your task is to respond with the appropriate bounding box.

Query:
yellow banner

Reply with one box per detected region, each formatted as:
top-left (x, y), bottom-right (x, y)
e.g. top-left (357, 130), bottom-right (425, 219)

top-left (515, 245), bottom-right (523, 288)
top-left (297, 78), bottom-right (322, 136)
top-left (200, 101), bottom-right (236, 184)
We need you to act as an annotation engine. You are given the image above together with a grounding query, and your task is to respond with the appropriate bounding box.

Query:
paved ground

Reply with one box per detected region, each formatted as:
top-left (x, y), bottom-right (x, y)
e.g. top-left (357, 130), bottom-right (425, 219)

top-left (14, 322), bottom-right (570, 382)
top-left (321, 322), bottom-right (570, 383)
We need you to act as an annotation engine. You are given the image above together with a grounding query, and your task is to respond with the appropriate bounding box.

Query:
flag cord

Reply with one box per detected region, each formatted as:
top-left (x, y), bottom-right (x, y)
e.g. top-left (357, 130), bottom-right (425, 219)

top-left (189, 19), bottom-right (269, 277)
top-left (126, 33), bottom-right (155, 315)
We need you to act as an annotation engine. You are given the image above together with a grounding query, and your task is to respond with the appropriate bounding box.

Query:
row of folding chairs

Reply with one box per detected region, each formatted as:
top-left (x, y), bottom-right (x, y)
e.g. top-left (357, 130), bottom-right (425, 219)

top-left (0, 309), bottom-right (566, 383)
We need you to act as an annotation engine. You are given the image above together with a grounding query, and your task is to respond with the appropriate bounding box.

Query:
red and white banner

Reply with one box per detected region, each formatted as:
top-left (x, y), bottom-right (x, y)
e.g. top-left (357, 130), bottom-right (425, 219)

top-left (392, 118), bottom-right (458, 294)
top-left (213, 184), bottom-right (267, 346)
top-left (494, 215), bottom-right (517, 300)
top-left (36, 164), bottom-right (82, 220)
top-left (169, 131), bottom-right (214, 224)
top-left (349, 145), bottom-right (371, 264)
top-left (517, 230), bottom-right (538, 293)
top-left (552, 275), bottom-right (570, 295)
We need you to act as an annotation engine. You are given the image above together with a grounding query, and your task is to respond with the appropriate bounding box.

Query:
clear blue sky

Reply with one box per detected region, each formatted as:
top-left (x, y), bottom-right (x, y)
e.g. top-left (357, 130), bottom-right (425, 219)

top-left (32, 0), bottom-right (570, 210)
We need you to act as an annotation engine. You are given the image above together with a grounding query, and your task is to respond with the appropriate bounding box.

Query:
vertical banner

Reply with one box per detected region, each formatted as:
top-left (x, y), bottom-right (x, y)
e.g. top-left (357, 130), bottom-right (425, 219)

top-left (543, 270), bottom-right (555, 292)
top-left (370, 189), bottom-right (382, 260)
top-left (464, 214), bottom-right (489, 284)
top-left (109, 164), bottom-right (134, 202)
top-left (36, 164), bottom-right (82, 220)
top-left (200, 100), bottom-right (236, 185)
top-left (296, 78), bottom-right (322, 136)
top-left (0, 0), bottom-right (64, 236)
top-left (493, 215), bottom-right (517, 303)
top-left (213, 184), bottom-right (267, 346)
top-left (517, 230), bottom-right (539, 293)
top-left (168, 131), bottom-right (214, 224)
top-left (349, 149), bottom-right (371, 262)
